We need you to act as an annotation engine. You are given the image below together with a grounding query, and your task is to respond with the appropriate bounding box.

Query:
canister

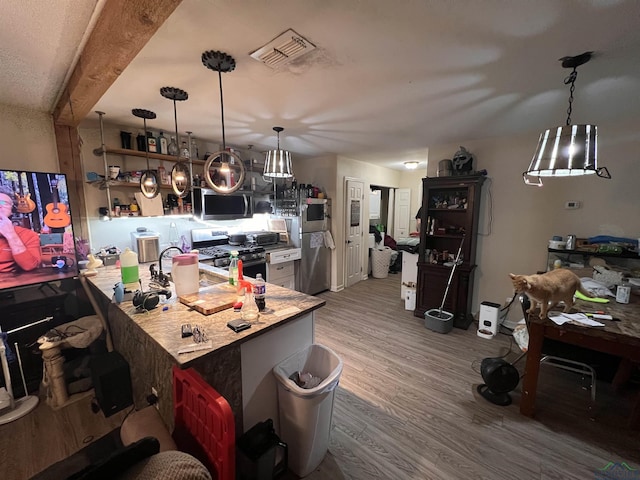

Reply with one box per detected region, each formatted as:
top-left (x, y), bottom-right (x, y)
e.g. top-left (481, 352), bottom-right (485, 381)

top-left (172, 253), bottom-right (200, 297)
top-left (130, 231), bottom-right (160, 263)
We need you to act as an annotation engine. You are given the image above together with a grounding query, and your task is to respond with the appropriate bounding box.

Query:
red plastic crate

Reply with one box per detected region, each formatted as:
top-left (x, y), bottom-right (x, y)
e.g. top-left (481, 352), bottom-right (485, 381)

top-left (172, 366), bottom-right (235, 480)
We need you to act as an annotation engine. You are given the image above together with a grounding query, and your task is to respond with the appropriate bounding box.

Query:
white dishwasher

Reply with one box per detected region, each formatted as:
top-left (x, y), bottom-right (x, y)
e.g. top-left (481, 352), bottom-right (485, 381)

top-left (266, 247), bottom-right (302, 290)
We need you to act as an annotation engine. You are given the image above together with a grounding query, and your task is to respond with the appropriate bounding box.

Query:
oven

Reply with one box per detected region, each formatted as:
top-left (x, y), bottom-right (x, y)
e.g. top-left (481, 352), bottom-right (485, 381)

top-left (191, 228), bottom-right (267, 279)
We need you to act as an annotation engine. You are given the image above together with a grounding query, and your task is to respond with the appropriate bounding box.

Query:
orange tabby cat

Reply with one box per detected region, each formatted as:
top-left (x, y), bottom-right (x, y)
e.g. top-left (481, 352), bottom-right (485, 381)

top-left (509, 269), bottom-right (594, 319)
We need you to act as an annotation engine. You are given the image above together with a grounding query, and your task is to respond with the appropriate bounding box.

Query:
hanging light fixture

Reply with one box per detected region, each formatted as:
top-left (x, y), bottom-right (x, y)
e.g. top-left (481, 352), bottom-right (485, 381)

top-left (132, 108), bottom-right (159, 199)
top-left (524, 52), bottom-right (610, 186)
top-left (202, 50), bottom-right (246, 194)
top-left (160, 87), bottom-right (190, 198)
top-left (264, 126), bottom-right (294, 178)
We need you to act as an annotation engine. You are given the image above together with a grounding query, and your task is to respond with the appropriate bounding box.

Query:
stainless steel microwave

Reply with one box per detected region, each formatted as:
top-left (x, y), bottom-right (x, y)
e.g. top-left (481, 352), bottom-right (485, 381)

top-left (192, 187), bottom-right (253, 221)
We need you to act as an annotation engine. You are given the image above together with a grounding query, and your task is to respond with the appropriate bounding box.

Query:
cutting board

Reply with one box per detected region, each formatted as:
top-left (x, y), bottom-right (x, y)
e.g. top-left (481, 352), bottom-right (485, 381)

top-left (179, 283), bottom-right (237, 315)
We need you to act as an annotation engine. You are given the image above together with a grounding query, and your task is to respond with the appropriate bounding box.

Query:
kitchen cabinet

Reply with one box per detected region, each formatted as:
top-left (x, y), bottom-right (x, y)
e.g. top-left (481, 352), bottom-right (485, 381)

top-left (266, 248), bottom-right (301, 290)
top-left (415, 175), bottom-right (485, 329)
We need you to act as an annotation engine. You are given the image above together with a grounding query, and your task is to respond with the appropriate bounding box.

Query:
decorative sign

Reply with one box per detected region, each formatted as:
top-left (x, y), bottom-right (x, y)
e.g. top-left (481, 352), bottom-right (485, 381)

top-left (350, 200), bottom-right (360, 226)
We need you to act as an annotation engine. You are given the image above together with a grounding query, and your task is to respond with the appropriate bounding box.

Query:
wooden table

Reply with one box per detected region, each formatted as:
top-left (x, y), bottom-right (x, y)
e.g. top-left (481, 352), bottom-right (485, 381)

top-left (520, 295), bottom-right (640, 425)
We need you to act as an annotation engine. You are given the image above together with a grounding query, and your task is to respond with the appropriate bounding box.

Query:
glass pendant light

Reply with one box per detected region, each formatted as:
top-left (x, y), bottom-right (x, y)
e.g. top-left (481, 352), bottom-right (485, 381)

top-left (264, 126), bottom-right (294, 178)
top-left (524, 52), bottom-right (610, 186)
top-left (201, 50), bottom-right (246, 194)
top-left (160, 86), bottom-right (191, 198)
top-left (132, 108), bottom-right (159, 199)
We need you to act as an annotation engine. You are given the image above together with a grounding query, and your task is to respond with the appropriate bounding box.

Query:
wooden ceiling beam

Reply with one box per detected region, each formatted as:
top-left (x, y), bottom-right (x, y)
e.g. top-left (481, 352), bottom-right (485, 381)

top-left (53, 0), bottom-right (182, 126)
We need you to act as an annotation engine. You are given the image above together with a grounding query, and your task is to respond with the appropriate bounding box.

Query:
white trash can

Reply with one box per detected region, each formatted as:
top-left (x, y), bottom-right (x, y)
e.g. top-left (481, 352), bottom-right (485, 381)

top-left (371, 247), bottom-right (392, 278)
top-left (272, 344), bottom-right (343, 477)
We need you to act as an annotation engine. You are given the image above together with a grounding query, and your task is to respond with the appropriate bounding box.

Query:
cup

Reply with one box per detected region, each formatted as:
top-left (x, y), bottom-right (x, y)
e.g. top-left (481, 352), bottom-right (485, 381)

top-left (109, 165), bottom-right (120, 179)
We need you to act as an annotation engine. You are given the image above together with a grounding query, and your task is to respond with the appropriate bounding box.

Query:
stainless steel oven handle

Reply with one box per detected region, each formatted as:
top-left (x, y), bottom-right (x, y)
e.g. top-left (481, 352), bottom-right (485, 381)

top-left (244, 194), bottom-right (249, 216)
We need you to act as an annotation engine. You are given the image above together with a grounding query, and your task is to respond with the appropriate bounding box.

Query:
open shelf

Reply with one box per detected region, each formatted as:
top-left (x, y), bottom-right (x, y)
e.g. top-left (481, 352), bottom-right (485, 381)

top-left (93, 146), bottom-right (205, 165)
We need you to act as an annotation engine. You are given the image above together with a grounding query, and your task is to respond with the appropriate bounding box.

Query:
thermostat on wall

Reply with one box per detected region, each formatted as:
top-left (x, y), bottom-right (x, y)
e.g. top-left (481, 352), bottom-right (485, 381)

top-left (565, 200), bottom-right (581, 209)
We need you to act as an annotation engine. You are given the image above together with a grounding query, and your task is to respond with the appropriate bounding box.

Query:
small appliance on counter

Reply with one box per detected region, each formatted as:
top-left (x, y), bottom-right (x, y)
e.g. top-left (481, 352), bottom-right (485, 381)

top-left (131, 228), bottom-right (160, 263)
top-left (246, 231), bottom-right (280, 246)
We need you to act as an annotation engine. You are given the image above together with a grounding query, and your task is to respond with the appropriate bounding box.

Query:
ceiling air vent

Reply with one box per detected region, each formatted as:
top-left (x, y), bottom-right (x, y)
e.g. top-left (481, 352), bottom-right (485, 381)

top-left (250, 29), bottom-right (316, 68)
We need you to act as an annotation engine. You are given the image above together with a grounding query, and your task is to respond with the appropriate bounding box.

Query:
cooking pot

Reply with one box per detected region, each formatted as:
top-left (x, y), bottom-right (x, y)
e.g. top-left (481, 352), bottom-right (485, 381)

top-left (228, 233), bottom-right (247, 246)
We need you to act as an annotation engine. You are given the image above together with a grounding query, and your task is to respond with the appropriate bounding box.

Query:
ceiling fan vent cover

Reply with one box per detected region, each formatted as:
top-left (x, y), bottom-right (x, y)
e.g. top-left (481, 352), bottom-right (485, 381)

top-left (250, 28), bottom-right (316, 68)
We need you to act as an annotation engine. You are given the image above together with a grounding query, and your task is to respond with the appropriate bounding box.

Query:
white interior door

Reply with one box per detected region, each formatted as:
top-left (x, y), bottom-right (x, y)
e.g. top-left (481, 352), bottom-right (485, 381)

top-left (393, 188), bottom-right (411, 238)
top-left (345, 179), bottom-right (364, 288)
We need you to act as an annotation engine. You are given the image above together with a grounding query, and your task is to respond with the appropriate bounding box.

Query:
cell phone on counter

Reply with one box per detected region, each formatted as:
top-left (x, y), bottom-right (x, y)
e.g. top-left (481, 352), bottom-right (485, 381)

top-left (227, 319), bottom-right (251, 333)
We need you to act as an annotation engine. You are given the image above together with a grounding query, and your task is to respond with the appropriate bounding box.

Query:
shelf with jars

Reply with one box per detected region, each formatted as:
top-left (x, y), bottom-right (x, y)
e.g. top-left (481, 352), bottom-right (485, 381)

top-left (415, 174), bottom-right (486, 329)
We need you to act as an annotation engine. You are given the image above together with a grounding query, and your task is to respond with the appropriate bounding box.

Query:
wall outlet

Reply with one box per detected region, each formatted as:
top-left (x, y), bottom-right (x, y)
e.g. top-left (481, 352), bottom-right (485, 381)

top-left (565, 200), bottom-right (581, 209)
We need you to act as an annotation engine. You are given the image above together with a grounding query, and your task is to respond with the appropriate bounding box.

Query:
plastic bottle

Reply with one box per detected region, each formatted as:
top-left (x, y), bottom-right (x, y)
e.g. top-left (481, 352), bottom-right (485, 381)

top-left (254, 273), bottom-right (266, 311)
top-left (120, 248), bottom-right (139, 290)
top-left (228, 252), bottom-right (239, 286)
top-left (240, 281), bottom-right (259, 322)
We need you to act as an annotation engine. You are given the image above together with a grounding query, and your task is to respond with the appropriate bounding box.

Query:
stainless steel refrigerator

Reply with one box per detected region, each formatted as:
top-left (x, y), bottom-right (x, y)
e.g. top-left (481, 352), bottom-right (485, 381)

top-left (287, 199), bottom-right (331, 295)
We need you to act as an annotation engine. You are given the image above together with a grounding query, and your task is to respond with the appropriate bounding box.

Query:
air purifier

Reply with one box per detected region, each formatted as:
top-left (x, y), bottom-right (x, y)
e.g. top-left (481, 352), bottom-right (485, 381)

top-left (477, 301), bottom-right (501, 339)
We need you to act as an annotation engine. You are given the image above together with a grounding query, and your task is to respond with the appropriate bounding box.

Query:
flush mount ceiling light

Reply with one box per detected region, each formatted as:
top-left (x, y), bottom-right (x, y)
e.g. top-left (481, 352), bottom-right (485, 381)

top-left (264, 127), bottom-right (294, 178)
top-left (404, 161), bottom-right (419, 170)
top-left (202, 50), bottom-right (246, 194)
top-left (160, 87), bottom-right (190, 198)
top-left (524, 52), bottom-right (610, 187)
top-left (132, 108), bottom-right (159, 199)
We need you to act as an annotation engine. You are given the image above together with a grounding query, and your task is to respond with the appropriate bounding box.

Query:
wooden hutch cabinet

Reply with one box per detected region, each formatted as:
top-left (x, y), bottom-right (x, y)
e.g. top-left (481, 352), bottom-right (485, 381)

top-left (414, 175), bottom-right (486, 329)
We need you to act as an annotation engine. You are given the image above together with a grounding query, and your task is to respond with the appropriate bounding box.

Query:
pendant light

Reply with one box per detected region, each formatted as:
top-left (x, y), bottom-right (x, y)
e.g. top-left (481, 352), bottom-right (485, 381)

top-left (264, 126), bottom-right (294, 178)
top-left (160, 86), bottom-right (190, 198)
top-left (201, 50), bottom-right (246, 194)
top-left (524, 52), bottom-right (610, 186)
top-left (132, 108), bottom-right (159, 199)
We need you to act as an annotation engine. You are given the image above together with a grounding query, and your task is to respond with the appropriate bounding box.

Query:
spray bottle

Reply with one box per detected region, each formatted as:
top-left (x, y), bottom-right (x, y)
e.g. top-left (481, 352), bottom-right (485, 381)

top-left (239, 279), bottom-right (259, 322)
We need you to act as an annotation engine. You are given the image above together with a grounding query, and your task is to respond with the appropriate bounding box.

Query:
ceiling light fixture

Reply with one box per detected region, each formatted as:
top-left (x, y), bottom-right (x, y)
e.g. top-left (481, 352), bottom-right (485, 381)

top-left (202, 50), bottom-right (246, 194)
top-left (160, 87), bottom-right (190, 198)
top-left (264, 127), bottom-right (293, 178)
top-left (132, 108), bottom-right (159, 199)
top-left (524, 52), bottom-right (610, 186)
top-left (404, 161), bottom-right (419, 170)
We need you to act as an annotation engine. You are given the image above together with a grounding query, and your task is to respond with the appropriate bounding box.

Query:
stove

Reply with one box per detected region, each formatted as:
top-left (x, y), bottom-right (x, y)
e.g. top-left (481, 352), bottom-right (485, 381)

top-left (191, 228), bottom-right (266, 270)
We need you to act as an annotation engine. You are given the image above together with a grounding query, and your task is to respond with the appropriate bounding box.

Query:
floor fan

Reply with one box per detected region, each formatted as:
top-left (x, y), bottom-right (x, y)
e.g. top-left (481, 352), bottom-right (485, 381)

top-left (476, 355), bottom-right (524, 406)
top-left (0, 333), bottom-right (38, 425)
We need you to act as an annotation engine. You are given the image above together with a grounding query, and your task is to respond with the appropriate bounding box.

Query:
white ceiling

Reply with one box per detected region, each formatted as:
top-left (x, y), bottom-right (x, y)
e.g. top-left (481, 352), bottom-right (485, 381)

top-left (2, 0), bottom-right (640, 170)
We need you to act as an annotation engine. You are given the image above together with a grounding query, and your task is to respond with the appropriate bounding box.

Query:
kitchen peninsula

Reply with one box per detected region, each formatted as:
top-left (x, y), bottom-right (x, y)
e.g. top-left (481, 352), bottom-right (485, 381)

top-left (84, 263), bottom-right (325, 435)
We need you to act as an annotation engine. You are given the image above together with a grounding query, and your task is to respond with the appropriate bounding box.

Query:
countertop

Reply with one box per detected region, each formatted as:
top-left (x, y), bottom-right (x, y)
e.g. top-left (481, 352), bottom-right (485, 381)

top-left (84, 262), bottom-right (325, 366)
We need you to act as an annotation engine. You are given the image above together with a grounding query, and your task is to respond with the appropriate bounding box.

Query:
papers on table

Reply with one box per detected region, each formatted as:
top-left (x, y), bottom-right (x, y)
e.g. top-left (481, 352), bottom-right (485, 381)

top-left (547, 311), bottom-right (605, 327)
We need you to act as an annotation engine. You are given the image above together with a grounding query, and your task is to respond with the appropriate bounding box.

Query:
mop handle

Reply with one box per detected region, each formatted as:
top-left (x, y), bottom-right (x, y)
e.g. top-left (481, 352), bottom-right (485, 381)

top-left (14, 342), bottom-right (28, 397)
top-left (439, 236), bottom-right (465, 312)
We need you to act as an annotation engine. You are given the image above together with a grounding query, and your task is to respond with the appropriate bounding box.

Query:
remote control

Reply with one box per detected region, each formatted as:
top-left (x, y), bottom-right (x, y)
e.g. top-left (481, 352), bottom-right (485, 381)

top-left (181, 324), bottom-right (192, 338)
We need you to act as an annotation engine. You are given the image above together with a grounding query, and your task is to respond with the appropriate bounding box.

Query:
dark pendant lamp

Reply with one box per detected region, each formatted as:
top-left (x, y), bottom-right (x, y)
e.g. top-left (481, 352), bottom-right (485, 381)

top-left (201, 50), bottom-right (246, 194)
top-left (132, 108), bottom-right (159, 199)
top-left (160, 87), bottom-right (190, 198)
top-left (524, 52), bottom-right (611, 186)
top-left (264, 126), bottom-right (294, 178)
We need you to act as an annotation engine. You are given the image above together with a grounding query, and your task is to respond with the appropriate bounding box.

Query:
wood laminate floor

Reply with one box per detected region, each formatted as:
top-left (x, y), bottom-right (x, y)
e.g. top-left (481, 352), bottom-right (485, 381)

top-left (2, 273), bottom-right (639, 479)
